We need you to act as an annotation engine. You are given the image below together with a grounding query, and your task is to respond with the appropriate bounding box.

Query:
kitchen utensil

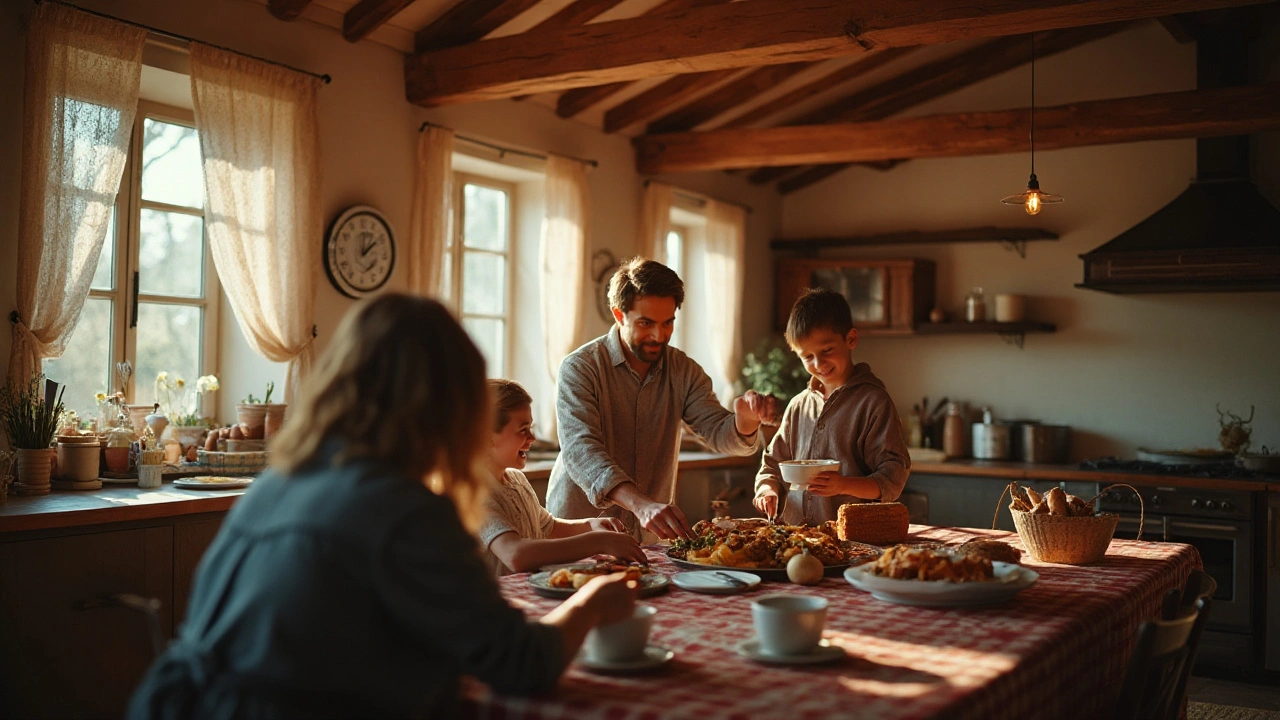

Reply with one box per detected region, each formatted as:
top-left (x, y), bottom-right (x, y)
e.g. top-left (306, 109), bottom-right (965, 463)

top-left (1019, 424), bottom-right (1071, 464)
top-left (1235, 446), bottom-right (1280, 473)
top-left (972, 422), bottom-right (1012, 460)
top-left (715, 571), bottom-right (749, 588)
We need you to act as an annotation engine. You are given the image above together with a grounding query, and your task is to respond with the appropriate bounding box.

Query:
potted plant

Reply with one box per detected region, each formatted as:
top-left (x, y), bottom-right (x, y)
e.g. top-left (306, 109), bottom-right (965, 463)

top-left (739, 338), bottom-right (808, 442)
top-left (237, 381), bottom-right (286, 441)
top-left (156, 372), bottom-right (219, 451)
top-left (0, 375), bottom-right (66, 495)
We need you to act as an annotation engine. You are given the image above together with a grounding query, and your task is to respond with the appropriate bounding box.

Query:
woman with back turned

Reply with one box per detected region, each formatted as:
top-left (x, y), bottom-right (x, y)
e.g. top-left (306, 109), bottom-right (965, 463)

top-left (128, 293), bottom-right (636, 719)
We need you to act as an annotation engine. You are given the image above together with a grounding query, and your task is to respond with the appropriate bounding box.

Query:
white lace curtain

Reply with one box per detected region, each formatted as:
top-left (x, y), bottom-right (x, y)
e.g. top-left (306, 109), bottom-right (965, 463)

top-left (703, 199), bottom-right (747, 400)
top-left (9, 3), bottom-right (145, 387)
top-left (408, 126), bottom-right (454, 297)
top-left (541, 154), bottom-right (589, 378)
top-left (638, 181), bottom-right (672, 263)
top-left (189, 43), bottom-right (321, 404)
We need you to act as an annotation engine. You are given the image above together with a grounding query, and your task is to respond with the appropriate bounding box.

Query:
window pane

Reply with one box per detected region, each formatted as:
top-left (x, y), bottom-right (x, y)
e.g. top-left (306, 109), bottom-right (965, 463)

top-left (141, 118), bottom-right (204, 209)
top-left (91, 206), bottom-right (116, 291)
top-left (43, 298), bottom-right (113, 421)
top-left (134, 303), bottom-right (202, 412)
top-left (139, 209), bottom-right (204, 297)
top-left (463, 184), bottom-right (507, 251)
top-left (462, 252), bottom-right (505, 315)
top-left (665, 230), bottom-right (683, 277)
top-left (463, 317), bottom-right (504, 377)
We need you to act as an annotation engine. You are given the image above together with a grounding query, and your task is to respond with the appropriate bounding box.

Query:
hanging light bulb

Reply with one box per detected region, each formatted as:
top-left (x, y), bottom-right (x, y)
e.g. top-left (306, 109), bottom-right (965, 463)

top-left (1002, 34), bottom-right (1063, 213)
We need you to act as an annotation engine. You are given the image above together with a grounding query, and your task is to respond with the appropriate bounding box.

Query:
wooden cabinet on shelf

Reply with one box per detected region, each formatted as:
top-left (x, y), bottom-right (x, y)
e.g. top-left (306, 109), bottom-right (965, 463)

top-left (776, 258), bottom-right (935, 335)
top-left (0, 512), bottom-right (226, 719)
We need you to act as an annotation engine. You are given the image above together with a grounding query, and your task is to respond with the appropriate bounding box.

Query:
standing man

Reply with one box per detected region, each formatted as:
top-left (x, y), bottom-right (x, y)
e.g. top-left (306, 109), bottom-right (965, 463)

top-left (546, 258), bottom-right (776, 541)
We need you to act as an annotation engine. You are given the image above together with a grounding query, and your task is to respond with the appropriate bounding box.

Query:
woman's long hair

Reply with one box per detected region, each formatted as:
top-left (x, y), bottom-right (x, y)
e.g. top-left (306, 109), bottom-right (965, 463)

top-left (272, 293), bottom-right (492, 529)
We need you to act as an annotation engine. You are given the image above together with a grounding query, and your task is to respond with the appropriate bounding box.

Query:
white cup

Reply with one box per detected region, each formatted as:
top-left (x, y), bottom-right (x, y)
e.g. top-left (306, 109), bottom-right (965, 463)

top-left (752, 594), bottom-right (828, 656)
top-left (994, 294), bottom-right (1026, 322)
top-left (583, 604), bottom-right (656, 662)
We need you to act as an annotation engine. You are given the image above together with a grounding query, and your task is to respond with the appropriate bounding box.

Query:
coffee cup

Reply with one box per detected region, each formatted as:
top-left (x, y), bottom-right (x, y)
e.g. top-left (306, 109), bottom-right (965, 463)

top-left (583, 604), bottom-right (656, 663)
top-left (752, 594), bottom-right (828, 656)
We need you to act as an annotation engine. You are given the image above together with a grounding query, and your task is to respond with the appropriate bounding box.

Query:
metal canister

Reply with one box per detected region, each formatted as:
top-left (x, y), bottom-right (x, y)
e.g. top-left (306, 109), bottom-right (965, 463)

top-left (1020, 424), bottom-right (1071, 464)
top-left (972, 422), bottom-right (1012, 459)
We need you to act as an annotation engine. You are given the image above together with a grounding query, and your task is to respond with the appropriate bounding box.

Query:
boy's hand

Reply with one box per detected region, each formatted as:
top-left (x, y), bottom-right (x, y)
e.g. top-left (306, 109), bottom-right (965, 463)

top-left (588, 517), bottom-right (626, 533)
top-left (586, 531), bottom-right (648, 565)
top-left (753, 488), bottom-right (779, 520)
top-left (806, 471), bottom-right (851, 497)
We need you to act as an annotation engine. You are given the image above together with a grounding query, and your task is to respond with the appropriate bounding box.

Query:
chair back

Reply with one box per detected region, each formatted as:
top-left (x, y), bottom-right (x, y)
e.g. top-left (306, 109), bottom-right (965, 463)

top-left (1115, 595), bottom-right (1212, 720)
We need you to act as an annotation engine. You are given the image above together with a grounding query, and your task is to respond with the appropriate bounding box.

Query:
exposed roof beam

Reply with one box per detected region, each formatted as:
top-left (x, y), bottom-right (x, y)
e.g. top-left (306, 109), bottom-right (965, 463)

top-left (603, 69), bottom-right (739, 134)
top-left (633, 83), bottom-right (1280, 173)
top-left (406, 0), bottom-right (1270, 106)
top-left (1158, 14), bottom-right (1198, 42)
top-left (772, 227), bottom-right (1059, 251)
top-left (413, 0), bottom-right (542, 52)
top-left (536, 0), bottom-right (629, 31)
top-left (646, 62), bottom-right (814, 134)
top-left (344, 0), bottom-right (415, 42)
top-left (749, 23), bottom-right (1126, 186)
top-left (268, 0), bottom-right (313, 21)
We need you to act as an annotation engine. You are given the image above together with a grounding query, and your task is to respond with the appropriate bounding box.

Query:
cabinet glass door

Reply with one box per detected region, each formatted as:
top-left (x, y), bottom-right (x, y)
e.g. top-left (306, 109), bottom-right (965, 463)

top-left (811, 266), bottom-right (886, 326)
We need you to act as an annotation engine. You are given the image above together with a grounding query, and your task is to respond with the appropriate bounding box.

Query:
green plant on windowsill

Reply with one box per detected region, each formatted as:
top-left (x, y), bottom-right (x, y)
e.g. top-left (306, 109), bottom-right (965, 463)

top-left (740, 338), bottom-right (808, 408)
top-left (242, 381), bottom-right (275, 405)
top-left (0, 374), bottom-right (65, 449)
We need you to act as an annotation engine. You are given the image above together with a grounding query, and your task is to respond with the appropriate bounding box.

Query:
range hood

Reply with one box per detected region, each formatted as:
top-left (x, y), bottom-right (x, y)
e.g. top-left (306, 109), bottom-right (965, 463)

top-left (1078, 19), bottom-right (1280, 294)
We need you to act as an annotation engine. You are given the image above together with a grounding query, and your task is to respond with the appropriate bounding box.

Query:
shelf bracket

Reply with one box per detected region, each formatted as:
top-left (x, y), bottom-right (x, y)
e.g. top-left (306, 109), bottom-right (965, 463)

top-left (998, 330), bottom-right (1027, 349)
top-left (999, 239), bottom-right (1028, 258)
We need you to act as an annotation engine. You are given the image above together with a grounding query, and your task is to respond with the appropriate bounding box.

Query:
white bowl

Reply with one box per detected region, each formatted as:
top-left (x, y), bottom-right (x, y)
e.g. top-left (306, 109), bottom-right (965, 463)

top-left (779, 459), bottom-right (840, 487)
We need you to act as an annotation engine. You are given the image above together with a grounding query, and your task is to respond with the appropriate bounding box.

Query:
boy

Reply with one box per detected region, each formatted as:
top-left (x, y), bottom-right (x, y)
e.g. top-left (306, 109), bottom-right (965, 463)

top-left (480, 380), bottom-right (648, 576)
top-left (752, 289), bottom-right (910, 526)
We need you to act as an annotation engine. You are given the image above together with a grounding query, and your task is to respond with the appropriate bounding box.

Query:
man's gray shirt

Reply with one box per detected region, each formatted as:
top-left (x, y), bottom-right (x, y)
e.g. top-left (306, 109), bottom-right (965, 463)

top-left (546, 326), bottom-right (758, 538)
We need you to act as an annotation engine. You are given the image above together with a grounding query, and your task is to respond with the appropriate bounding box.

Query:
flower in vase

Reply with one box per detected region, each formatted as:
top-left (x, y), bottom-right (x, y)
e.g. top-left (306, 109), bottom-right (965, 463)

top-left (156, 372), bottom-right (218, 427)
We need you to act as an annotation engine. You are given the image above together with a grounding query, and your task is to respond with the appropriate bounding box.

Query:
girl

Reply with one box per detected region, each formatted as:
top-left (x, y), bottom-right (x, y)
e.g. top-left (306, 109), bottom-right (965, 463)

top-left (128, 294), bottom-right (635, 720)
top-left (481, 380), bottom-right (647, 575)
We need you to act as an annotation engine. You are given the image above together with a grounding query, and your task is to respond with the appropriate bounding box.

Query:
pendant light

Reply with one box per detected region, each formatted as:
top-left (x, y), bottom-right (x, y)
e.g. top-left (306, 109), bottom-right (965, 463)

top-left (1001, 34), bottom-right (1063, 215)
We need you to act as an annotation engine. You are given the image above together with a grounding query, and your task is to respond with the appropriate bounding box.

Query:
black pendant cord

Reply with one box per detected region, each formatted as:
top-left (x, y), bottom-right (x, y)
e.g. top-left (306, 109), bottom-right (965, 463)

top-left (1030, 34), bottom-right (1036, 178)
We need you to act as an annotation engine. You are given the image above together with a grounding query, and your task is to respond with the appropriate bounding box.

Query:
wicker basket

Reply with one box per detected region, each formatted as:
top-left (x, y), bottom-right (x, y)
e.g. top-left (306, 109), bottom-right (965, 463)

top-left (999, 483), bottom-right (1142, 565)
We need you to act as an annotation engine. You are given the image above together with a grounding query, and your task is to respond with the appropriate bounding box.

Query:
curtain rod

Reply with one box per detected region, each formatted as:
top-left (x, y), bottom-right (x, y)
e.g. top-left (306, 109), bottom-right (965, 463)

top-left (33, 0), bottom-right (332, 84)
top-left (644, 179), bottom-right (753, 214)
top-left (419, 121), bottom-right (598, 168)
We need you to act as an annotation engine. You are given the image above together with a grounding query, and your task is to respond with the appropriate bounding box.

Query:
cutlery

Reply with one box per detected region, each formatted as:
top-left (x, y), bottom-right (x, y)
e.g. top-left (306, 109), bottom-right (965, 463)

top-left (714, 571), bottom-right (748, 588)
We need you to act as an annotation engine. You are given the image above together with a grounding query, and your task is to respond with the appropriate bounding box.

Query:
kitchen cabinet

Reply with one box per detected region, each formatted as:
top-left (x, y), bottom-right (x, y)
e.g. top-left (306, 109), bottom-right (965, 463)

top-left (1268, 493), bottom-right (1280, 672)
top-left (0, 512), bottom-right (226, 719)
top-left (904, 473), bottom-right (1099, 530)
top-left (776, 258), bottom-right (935, 335)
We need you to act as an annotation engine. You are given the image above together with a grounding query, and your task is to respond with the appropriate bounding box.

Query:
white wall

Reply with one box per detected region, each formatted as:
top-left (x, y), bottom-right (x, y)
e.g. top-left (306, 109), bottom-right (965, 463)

top-left (0, 0), bottom-right (781, 432)
top-left (779, 22), bottom-right (1280, 459)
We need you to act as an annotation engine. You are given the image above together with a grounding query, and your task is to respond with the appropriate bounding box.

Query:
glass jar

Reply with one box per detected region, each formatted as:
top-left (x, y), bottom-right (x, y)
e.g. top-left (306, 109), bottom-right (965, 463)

top-left (965, 287), bottom-right (986, 323)
top-left (943, 402), bottom-right (968, 459)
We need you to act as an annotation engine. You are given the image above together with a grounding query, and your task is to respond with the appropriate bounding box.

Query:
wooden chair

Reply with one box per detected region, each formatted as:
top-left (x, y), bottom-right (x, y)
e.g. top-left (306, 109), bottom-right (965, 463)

top-left (1115, 571), bottom-right (1216, 720)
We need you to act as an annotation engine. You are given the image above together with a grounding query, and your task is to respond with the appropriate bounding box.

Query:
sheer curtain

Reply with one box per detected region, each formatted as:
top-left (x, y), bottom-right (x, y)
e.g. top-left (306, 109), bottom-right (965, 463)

top-left (540, 154), bottom-right (589, 436)
top-left (9, 3), bottom-right (145, 386)
top-left (408, 126), bottom-right (454, 296)
top-left (189, 44), bottom-right (321, 404)
top-left (638, 181), bottom-right (672, 262)
top-left (703, 199), bottom-right (747, 402)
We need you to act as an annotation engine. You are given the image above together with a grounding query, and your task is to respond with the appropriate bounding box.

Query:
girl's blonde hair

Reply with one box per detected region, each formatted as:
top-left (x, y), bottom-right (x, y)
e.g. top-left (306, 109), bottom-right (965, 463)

top-left (272, 293), bottom-right (492, 530)
top-left (488, 379), bottom-right (532, 433)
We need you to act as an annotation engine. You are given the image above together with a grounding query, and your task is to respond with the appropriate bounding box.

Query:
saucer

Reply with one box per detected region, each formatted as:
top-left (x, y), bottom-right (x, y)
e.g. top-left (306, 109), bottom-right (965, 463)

top-left (671, 570), bottom-right (761, 595)
top-left (736, 638), bottom-right (844, 665)
top-left (575, 644), bottom-right (674, 673)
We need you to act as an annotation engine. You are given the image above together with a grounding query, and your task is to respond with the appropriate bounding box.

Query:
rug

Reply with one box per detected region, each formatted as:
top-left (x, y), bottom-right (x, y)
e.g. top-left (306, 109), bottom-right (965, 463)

top-left (1189, 702), bottom-right (1280, 720)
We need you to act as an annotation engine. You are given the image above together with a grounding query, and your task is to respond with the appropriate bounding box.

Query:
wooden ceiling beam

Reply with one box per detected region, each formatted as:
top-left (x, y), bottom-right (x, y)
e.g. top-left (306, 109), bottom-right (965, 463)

top-left (771, 227), bottom-right (1059, 251)
top-left (412, 0), bottom-right (542, 52)
top-left (406, 0), bottom-right (1270, 106)
top-left (268, 0), bottom-right (313, 21)
top-left (646, 62), bottom-right (814, 134)
top-left (603, 69), bottom-right (740, 134)
top-left (344, 0), bottom-right (415, 42)
top-left (536, 0), bottom-right (629, 31)
top-left (749, 23), bottom-right (1127, 188)
top-left (634, 82), bottom-right (1280, 173)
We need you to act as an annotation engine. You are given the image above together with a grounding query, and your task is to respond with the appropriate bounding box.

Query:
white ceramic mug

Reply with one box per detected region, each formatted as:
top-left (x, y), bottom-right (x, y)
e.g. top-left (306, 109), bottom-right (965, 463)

top-left (752, 594), bottom-right (828, 656)
top-left (583, 604), bottom-right (656, 663)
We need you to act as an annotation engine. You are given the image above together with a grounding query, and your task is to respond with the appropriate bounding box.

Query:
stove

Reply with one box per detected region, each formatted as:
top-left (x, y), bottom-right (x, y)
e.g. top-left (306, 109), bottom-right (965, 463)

top-left (1078, 457), bottom-right (1267, 481)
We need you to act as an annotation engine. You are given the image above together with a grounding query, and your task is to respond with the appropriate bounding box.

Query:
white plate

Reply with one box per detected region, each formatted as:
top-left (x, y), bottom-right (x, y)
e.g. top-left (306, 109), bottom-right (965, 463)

top-left (843, 561), bottom-right (1038, 607)
top-left (736, 638), bottom-right (844, 665)
top-left (172, 476), bottom-right (254, 490)
top-left (575, 645), bottom-right (674, 673)
top-left (671, 570), bottom-right (761, 594)
top-left (528, 570), bottom-right (669, 599)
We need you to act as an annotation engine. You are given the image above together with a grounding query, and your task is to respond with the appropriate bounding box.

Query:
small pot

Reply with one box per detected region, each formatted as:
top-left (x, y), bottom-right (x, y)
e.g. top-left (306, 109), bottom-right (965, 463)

top-left (261, 403), bottom-right (287, 440)
top-left (15, 448), bottom-right (55, 493)
top-left (1019, 424), bottom-right (1071, 464)
top-left (235, 404), bottom-right (267, 440)
top-left (972, 423), bottom-right (1012, 460)
top-left (1236, 448), bottom-right (1280, 474)
top-left (58, 440), bottom-right (102, 482)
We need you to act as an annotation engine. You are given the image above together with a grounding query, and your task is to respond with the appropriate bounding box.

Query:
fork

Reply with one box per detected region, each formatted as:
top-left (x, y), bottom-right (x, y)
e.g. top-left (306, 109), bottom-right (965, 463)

top-left (714, 571), bottom-right (748, 588)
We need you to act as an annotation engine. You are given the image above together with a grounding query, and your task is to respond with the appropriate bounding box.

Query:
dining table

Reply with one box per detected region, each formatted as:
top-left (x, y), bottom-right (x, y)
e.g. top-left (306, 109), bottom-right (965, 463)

top-left (467, 524), bottom-right (1202, 720)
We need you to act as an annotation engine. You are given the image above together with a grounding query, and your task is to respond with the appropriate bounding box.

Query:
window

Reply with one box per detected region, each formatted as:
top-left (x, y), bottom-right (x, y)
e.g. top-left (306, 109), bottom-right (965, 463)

top-left (45, 100), bottom-right (219, 422)
top-left (442, 174), bottom-right (514, 377)
top-left (664, 227), bottom-right (687, 349)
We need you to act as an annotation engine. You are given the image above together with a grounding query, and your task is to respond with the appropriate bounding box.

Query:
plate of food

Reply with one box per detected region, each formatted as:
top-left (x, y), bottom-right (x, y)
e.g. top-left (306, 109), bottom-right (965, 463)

top-left (843, 544), bottom-right (1037, 607)
top-left (172, 476), bottom-right (255, 490)
top-left (528, 559), bottom-right (669, 599)
top-left (666, 518), bottom-right (881, 581)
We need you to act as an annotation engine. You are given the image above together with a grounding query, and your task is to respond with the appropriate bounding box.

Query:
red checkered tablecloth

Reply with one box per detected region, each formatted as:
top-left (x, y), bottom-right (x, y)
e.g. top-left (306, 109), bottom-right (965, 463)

top-left (465, 525), bottom-right (1201, 720)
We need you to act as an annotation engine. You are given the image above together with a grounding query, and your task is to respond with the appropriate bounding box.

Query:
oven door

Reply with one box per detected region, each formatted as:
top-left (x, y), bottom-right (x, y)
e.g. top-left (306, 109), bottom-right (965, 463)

top-left (1113, 514), bottom-right (1252, 632)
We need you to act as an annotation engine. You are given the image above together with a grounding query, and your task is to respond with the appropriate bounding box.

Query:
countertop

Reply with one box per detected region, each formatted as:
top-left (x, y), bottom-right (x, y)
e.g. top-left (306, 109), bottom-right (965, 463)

top-left (912, 458), bottom-right (1280, 493)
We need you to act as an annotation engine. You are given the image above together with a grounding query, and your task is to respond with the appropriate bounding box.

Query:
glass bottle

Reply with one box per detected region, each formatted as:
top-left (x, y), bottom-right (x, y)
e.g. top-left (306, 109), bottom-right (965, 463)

top-left (965, 287), bottom-right (986, 323)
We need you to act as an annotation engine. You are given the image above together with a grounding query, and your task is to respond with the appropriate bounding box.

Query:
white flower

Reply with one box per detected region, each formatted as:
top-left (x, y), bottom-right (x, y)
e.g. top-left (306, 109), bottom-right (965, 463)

top-left (156, 371), bottom-right (169, 383)
top-left (197, 375), bottom-right (220, 393)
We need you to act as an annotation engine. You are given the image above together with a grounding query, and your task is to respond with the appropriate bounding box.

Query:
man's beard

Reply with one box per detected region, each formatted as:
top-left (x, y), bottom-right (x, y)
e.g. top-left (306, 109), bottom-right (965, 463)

top-left (630, 340), bottom-right (666, 363)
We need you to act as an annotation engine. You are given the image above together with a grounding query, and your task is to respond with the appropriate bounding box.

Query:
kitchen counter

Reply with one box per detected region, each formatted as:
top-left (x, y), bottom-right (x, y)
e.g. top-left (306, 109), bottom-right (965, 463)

top-left (913, 458), bottom-right (1280, 493)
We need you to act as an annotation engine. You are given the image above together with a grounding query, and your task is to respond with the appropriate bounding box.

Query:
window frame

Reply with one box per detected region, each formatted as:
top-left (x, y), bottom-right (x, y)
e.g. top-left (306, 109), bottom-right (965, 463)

top-left (85, 99), bottom-right (220, 404)
top-left (448, 171), bottom-right (515, 377)
top-left (664, 224), bottom-right (689, 350)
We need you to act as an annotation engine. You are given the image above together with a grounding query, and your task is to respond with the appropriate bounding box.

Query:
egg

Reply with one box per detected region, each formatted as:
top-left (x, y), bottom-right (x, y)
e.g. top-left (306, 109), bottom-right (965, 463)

top-left (229, 425), bottom-right (244, 440)
top-left (786, 549), bottom-right (824, 585)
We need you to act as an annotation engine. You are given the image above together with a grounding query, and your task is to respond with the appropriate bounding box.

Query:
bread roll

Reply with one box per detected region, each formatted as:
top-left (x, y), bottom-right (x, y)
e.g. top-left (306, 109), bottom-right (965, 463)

top-left (1045, 487), bottom-right (1069, 516)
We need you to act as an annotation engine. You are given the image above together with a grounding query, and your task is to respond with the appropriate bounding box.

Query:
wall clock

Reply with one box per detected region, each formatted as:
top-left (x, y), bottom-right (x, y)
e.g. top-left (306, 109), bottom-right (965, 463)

top-left (324, 205), bottom-right (396, 298)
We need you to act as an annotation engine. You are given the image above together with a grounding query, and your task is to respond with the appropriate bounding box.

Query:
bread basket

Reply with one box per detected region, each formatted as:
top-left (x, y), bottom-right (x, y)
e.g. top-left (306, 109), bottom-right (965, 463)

top-left (995, 483), bottom-right (1142, 565)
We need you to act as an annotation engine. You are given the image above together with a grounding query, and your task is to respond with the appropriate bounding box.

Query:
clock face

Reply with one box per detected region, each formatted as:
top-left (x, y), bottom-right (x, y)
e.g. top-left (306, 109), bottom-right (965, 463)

top-left (325, 206), bottom-right (395, 298)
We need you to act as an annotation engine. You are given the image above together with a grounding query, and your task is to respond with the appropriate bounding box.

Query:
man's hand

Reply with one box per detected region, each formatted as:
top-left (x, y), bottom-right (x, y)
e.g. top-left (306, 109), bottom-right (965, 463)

top-left (753, 488), bottom-right (779, 521)
top-left (633, 499), bottom-right (693, 541)
top-left (733, 390), bottom-right (779, 437)
top-left (587, 516), bottom-right (627, 533)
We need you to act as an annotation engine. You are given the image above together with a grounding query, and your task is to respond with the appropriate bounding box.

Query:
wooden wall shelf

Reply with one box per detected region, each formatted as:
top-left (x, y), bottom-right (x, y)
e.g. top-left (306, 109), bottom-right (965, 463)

top-left (911, 321), bottom-right (1056, 348)
top-left (771, 227), bottom-right (1058, 257)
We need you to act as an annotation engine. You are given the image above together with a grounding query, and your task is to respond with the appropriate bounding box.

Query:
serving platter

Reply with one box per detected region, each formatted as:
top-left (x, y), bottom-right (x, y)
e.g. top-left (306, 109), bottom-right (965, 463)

top-left (172, 476), bottom-right (254, 490)
top-left (666, 553), bottom-right (854, 581)
top-left (843, 561), bottom-right (1038, 607)
top-left (528, 570), bottom-right (670, 599)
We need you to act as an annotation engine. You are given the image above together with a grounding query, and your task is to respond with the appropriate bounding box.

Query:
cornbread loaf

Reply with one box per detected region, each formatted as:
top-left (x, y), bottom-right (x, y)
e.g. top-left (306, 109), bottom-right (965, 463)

top-left (836, 502), bottom-right (910, 545)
